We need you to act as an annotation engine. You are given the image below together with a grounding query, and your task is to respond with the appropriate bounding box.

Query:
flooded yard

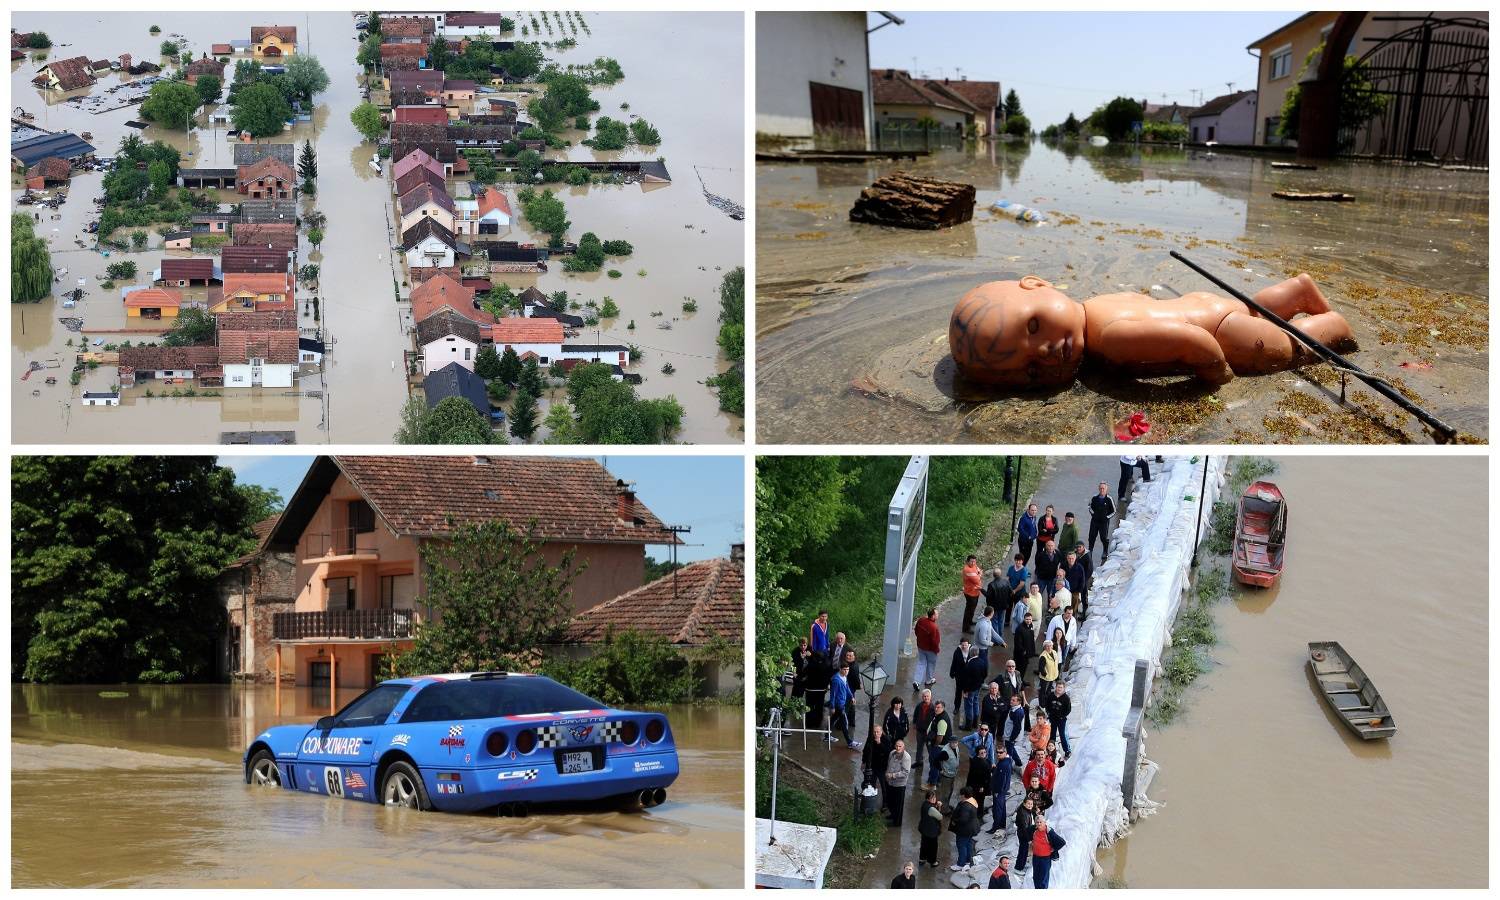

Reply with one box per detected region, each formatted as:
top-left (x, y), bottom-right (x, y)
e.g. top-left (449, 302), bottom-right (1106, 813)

top-left (1097, 456), bottom-right (1487, 887)
top-left (11, 684), bottom-right (743, 888)
top-left (12, 10), bottom-right (743, 444)
top-left (756, 142), bottom-right (1488, 444)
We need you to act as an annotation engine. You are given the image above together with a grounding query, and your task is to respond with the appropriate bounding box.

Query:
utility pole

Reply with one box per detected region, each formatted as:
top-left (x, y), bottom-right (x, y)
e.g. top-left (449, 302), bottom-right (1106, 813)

top-left (664, 524), bottom-right (692, 601)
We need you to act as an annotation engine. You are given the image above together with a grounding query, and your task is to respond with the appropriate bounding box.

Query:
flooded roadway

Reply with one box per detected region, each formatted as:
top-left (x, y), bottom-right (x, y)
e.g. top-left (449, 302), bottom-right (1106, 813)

top-left (11, 684), bottom-right (743, 888)
top-left (1097, 455), bottom-right (1487, 887)
top-left (12, 11), bottom-right (743, 444)
top-left (756, 142), bottom-right (1488, 444)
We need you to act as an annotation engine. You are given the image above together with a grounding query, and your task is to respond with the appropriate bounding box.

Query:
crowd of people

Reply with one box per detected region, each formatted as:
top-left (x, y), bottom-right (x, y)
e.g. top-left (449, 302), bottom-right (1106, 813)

top-left (782, 466), bottom-right (1154, 889)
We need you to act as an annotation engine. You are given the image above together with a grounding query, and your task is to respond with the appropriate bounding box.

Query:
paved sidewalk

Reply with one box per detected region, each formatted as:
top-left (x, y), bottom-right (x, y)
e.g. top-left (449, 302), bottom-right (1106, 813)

top-left (781, 456), bottom-right (1126, 889)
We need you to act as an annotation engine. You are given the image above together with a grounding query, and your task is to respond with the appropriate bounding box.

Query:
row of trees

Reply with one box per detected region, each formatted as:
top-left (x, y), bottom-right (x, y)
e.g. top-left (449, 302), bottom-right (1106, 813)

top-left (543, 363), bottom-right (684, 445)
top-left (706, 267), bottom-right (744, 416)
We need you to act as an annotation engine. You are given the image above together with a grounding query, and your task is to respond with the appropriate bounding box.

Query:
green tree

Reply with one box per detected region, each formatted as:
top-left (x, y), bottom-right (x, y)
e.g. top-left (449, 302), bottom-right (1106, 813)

top-left (131, 230), bottom-right (150, 251)
top-left (139, 79), bottom-right (201, 130)
top-left (397, 519), bottom-right (583, 674)
top-left (601, 239), bottom-right (632, 256)
top-left (25, 32), bottom-right (51, 49)
top-left (356, 33), bottom-right (381, 69)
top-left (159, 39), bottom-right (179, 57)
top-left (515, 148), bottom-right (543, 181)
top-left (629, 118), bottom-right (661, 145)
top-left (147, 159), bottom-right (172, 200)
top-left (599, 296), bottom-right (620, 318)
top-left (106, 261), bottom-right (138, 281)
top-left (1091, 96), bottom-right (1144, 141)
top-left (283, 54), bottom-right (330, 102)
top-left (517, 188), bottom-right (569, 245)
top-left (1279, 48), bottom-right (1391, 145)
top-left (566, 363), bottom-right (684, 444)
top-left (586, 116), bottom-right (629, 150)
top-left (232, 81), bottom-right (292, 138)
top-left (393, 396), bottom-right (495, 444)
top-left (236, 483), bottom-right (285, 523)
top-left (11, 457), bottom-right (256, 682)
top-left (497, 345), bottom-right (522, 385)
top-left (544, 629), bottom-right (699, 706)
top-left (1003, 114), bottom-right (1031, 137)
top-left (350, 101), bottom-right (383, 142)
top-left (1062, 112), bottom-right (1081, 136)
top-left (1004, 88), bottom-right (1024, 120)
top-left (162, 308), bottom-right (217, 346)
top-left (508, 388), bottom-right (539, 442)
top-left (11, 214), bottom-right (53, 303)
top-left (307, 228), bottom-right (324, 250)
top-left (297, 140), bottom-right (317, 188)
top-left (429, 35), bottom-right (453, 72)
top-left (495, 42), bottom-right (545, 80)
top-left (474, 344), bottom-right (502, 380)
top-left (563, 231), bottom-right (605, 272)
top-left (707, 367), bottom-right (743, 416)
top-left (541, 402), bottom-right (578, 443)
top-left (519, 356), bottom-right (545, 396)
top-left (193, 71), bottom-right (223, 105)
top-left (717, 266), bottom-right (745, 362)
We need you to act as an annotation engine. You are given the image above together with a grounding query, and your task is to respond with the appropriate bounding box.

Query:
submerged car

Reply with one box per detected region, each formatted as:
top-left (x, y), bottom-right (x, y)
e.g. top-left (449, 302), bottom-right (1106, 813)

top-left (243, 672), bottom-right (678, 815)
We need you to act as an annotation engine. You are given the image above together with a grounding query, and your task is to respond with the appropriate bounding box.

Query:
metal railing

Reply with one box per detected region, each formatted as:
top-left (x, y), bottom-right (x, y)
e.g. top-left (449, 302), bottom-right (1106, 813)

top-left (301, 528), bottom-right (380, 559)
top-left (272, 609), bottom-right (415, 641)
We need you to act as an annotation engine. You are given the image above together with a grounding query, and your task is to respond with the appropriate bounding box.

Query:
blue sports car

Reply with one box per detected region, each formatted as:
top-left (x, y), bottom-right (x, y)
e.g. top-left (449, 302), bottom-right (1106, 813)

top-left (243, 672), bottom-right (679, 815)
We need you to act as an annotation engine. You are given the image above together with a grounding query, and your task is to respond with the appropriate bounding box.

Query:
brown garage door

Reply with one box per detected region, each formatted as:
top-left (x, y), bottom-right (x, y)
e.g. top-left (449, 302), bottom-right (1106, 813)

top-left (809, 81), bottom-right (865, 143)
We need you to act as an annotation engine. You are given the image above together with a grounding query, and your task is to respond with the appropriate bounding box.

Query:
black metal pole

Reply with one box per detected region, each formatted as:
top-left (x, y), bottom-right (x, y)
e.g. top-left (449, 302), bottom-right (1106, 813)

top-left (1191, 455), bottom-right (1211, 565)
top-left (1009, 456), bottom-right (1021, 551)
top-left (1169, 251), bottom-right (1457, 442)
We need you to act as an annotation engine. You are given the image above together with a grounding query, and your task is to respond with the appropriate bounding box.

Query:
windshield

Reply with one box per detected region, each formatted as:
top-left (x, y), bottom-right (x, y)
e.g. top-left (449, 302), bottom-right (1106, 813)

top-left (399, 678), bottom-right (605, 723)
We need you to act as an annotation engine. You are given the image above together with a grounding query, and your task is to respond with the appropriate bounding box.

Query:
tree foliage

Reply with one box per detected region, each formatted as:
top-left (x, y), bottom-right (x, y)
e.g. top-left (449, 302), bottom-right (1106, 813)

top-left (11, 457), bottom-right (258, 682)
top-left (508, 388), bottom-right (539, 442)
top-left (283, 54), bottom-right (330, 102)
top-left (1003, 114), bottom-right (1031, 137)
top-left (140, 79), bottom-right (201, 130)
top-left (563, 231), bottom-right (605, 272)
top-left (394, 396), bottom-right (495, 444)
top-left (629, 118), bottom-right (661, 145)
top-left (396, 520), bottom-right (583, 674)
top-left (1003, 88), bottom-right (1024, 120)
top-left (516, 187), bottom-right (569, 246)
top-left (585, 116), bottom-right (629, 151)
top-left (555, 363), bottom-right (684, 444)
top-left (232, 82), bottom-right (291, 138)
top-left (497, 345), bottom-right (523, 385)
top-left (1090, 96), bottom-right (1144, 141)
top-left (543, 629), bottom-right (701, 705)
top-left (195, 73), bottom-right (223, 106)
top-left (474, 343), bottom-right (502, 380)
top-left (717, 266), bottom-right (745, 361)
top-left (1279, 47), bottom-right (1391, 145)
top-left (297, 140), bottom-right (318, 186)
top-left (350, 101), bottom-right (383, 142)
top-left (11, 214), bottom-right (53, 303)
top-left (162, 308), bottom-right (216, 346)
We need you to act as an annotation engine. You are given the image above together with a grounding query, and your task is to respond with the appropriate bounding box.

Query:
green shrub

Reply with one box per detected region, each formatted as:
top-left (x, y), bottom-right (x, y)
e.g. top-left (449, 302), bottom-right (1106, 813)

top-left (542, 629), bottom-right (700, 705)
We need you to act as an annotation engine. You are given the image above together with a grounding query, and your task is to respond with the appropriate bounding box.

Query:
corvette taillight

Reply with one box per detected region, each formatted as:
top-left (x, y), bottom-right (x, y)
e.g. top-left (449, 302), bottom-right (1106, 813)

top-left (516, 729), bottom-right (537, 754)
top-left (486, 730), bottom-right (509, 756)
top-left (620, 721), bottom-right (640, 744)
top-left (645, 718), bottom-right (665, 743)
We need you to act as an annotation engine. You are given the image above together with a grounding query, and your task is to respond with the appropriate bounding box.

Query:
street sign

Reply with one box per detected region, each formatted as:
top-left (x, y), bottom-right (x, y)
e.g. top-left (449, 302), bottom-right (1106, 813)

top-left (881, 456), bottom-right (929, 669)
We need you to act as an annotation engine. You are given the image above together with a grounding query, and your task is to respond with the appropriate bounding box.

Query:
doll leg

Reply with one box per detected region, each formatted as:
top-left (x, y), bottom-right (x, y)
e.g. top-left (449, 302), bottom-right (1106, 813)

top-left (1217, 310), bottom-right (1356, 374)
top-left (1251, 273), bottom-right (1331, 318)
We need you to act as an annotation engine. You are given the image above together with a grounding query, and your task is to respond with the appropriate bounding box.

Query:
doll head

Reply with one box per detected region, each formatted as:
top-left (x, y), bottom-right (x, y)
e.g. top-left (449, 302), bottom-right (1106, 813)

top-left (948, 276), bottom-right (1086, 386)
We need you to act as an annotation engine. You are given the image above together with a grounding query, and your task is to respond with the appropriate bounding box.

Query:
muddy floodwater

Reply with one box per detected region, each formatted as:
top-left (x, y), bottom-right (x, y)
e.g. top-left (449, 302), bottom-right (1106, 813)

top-left (12, 11), bottom-right (743, 444)
top-left (756, 142), bottom-right (1488, 444)
top-left (11, 684), bottom-right (744, 888)
top-left (1096, 456), bottom-right (1487, 887)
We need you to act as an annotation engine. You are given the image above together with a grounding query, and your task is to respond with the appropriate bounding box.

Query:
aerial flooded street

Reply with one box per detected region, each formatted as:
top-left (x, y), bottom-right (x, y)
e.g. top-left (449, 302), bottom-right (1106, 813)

top-left (1098, 456), bottom-right (1487, 887)
top-left (757, 143), bottom-right (1488, 444)
top-left (11, 684), bottom-right (743, 888)
top-left (11, 10), bottom-right (743, 444)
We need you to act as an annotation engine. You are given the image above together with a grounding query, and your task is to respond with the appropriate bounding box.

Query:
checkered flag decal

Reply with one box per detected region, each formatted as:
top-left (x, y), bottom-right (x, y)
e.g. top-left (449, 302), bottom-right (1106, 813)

top-left (536, 726), bottom-right (566, 749)
top-left (497, 769), bottom-right (539, 782)
top-left (447, 725), bottom-right (463, 738)
top-left (598, 721), bottom-right (625, 743)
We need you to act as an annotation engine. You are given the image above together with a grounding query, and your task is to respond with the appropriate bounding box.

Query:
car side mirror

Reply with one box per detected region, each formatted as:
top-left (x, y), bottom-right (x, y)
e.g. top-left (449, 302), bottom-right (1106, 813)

top-left (316, 716), bottom-right (336, 731)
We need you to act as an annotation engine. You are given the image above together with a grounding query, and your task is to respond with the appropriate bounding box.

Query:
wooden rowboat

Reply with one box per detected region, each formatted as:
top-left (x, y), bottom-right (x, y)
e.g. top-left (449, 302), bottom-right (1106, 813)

top-left (1232, 480), bottom-right (1286, 587)
top-left (1307, 642), bottom-right (1396, 739)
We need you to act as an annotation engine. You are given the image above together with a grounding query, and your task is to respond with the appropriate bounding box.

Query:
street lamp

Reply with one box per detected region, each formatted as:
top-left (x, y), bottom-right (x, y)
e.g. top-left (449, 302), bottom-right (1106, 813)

top-left (858, 655), bottom-right (889, 815)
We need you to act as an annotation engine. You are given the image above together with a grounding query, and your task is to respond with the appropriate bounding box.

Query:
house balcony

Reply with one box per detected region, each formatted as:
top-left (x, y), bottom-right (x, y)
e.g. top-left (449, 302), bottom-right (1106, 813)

top-left (272, 609), bottom-right (416, 642)
top-left (301, 528), bottom-right (380, 563)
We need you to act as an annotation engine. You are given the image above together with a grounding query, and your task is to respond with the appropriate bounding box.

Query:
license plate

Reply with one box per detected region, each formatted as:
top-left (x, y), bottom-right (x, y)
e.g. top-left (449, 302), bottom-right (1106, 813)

top-left (561, 750), bottom-right (595, 774)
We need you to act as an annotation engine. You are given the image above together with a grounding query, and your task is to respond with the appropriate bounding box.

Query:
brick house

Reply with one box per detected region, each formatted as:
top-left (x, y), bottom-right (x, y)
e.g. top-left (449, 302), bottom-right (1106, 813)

top-left (214, 271), bottom-right (294, 312)
top-left (184, 54), bottom-right (226, 85)
top-left (236, 156), bottom-right (296, 199)
top-left (219, 515), bottom-right (298, 682)
top-left (253, 455), bottom-right (678, 688)
top-left (217, 309), bottom-right (298, 388)
top-left (558, 548), bottom-right (745, 695)
top-left (251, 25), bottom-right (297, 57)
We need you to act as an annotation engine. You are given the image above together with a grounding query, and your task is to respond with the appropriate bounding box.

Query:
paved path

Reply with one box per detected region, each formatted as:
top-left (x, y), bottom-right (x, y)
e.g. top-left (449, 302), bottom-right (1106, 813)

top-left (780, 456), bottom-right (1130, 889)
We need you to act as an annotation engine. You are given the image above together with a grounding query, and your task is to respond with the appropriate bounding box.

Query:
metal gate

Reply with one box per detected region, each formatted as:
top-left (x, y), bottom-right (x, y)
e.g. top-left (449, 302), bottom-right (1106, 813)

top-left (1340, 16), bottom-right (1488, 165)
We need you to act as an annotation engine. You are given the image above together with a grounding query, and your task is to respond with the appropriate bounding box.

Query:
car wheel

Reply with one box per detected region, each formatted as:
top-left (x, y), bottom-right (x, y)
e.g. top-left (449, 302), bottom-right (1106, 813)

top-left (381, 761), bottom-right (432, 810)
top-left (247, 749), bottom-right (281, 787)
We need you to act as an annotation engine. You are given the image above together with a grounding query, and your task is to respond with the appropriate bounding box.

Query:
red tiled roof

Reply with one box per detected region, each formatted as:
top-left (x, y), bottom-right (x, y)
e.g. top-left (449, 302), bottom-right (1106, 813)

top-left (211, 43), bottom-right (234, 55)
top-left (491, 318), bottom-right (564, 345)
top-left (222, 271), bottom-right (292, 297)
top-left (221, 245), bottom-right (290, 273)
top-left (477, 187), bottom-right (511, 219)
top-left (237, 156), bottom-right (295, 188)
top-left (329, 456), bottom-right (680, 544)
top-left (251, 25), bottom-right (297, 44)
top-left (392, 147), bottom-right (445, 181)
top-left (871, 68), bottom-right (979, 115)
top-left (446, 12), bottom-right (506, 27)
top-left (410, 272), bottom-right (478, 320)
top-left (26, 156), bottom-right (72, 182)
top-left (395, 163), bottom-right (446, 197)
top-left (562, 557), bottom-right (745, 646)
top-left (399, 182), bottom-right (456, 218)
top-left (442, 79), bottom-right (476, 92)
top-left (409, 265), bottom-right (464, 285)
top-left (160, 257), bottom-right (215, 281)
top-left (382, 42), bottom-right (429, 60)
top-left (231, 222), bottom-right (297, 252)
top-left (394, 104), bottom-right (449, 126)
top-left (382, 18), bottom-right (434, 39)
top-left (119, 345), bottom-right (219, 368)
top-left (388, 69), bottom-right (444, 92)
top-left (186, 56), bottom-right (226, 78)
top-left (38, 55), bottom-right (96, 91)
top-left (939, 79), bottom-right (1001, 114)
top-left (217, 310), bottom-right (299, 365)
top-left (123, 287), bottom-right (182, 309)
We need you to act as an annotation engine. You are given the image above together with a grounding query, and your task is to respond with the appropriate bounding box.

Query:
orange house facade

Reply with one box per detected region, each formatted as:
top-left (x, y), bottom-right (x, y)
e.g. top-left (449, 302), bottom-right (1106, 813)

top-left (255, 456), bottom-right (676, 692)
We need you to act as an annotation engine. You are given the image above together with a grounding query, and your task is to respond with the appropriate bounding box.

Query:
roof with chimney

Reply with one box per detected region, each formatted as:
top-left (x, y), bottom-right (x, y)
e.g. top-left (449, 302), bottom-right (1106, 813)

top-left (561, 556), bottom-right (744, 646)
top-left (871, 69), bottom-right (979, 115)
top-left (394, 104), bottom-right (450, 126)
top-left (221, 245), bottom-right (290, 273)
top-left (491, 318), bottom-right (564, 345)
top-left (401, 215), bottom-right (459, 251)
top-left (36, 56), bottom-right (96, 91)
top-left (119, 345), bottom-right (219, 369)
top-left (216, 310), bottom-right (299, 364)
top-left (251, 25), bottom-right (297, 44)
top-left (231, 222), bottom-right (297, 251)
top-left (393, 147), bottom-right (446, 181)
top-left (263, 456), bottom-right (679, 547)
top-left (937, 78), bottom-right (1002, 114)
top-left (399, 182), bottom-right (457, 218)
top-left (416, 307), bottom-right (482, 345)
top-left (395, 162), bottom-right (447, 197)
top-left (160, 258), bottom-right (216, 282)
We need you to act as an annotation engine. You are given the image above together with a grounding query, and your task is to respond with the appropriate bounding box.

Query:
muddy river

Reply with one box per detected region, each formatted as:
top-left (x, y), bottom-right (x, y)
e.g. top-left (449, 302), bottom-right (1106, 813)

top-left (11, 684), bottom-right (743, 888)
top-left (12, 11), bottom-right (743, 444)
top-left (1096, 455), bottom-right (1487, 887)
top-left (756, 142), bottom-right (1488, 444)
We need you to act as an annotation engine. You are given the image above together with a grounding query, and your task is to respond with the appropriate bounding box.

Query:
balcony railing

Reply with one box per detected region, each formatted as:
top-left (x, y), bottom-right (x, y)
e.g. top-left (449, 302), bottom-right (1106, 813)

top-left (273, 609), bottom-right (415, 641)
top-left (301, 528), bottom-right (380, 560)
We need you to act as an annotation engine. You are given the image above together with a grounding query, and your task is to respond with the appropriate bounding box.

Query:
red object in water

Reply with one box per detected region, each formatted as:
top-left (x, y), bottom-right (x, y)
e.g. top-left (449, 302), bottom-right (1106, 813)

top-left (1114, 412), bottom-right (1151, 442)
top-left (1232, 480), bottom-right (1287, 588)
top-left (1398, 361), bottom-right (1433, 370)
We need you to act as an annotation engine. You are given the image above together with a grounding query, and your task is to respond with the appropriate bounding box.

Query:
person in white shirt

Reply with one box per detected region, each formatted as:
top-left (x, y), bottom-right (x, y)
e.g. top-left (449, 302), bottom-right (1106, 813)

top-left (1045, 607), bottom-right (1078, 668)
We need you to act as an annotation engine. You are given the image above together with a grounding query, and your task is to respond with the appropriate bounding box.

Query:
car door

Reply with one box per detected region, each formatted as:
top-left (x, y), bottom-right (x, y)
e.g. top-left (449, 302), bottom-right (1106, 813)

top-left (297, 682), bottom-right (411, 802)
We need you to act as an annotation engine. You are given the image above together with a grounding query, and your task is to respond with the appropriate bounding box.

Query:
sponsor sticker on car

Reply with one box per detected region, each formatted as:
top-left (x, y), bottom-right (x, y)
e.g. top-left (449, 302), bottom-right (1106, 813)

top-left (633, 759), bottom-right (664, 773)
top-left (497, 769), bottom-right (539, 785)
top-left (303, 736), bottom-right (364, 756)
top-left (440, 724), bottom-right (465, 753)
top-left (389, 734), bottom-right (411, 748)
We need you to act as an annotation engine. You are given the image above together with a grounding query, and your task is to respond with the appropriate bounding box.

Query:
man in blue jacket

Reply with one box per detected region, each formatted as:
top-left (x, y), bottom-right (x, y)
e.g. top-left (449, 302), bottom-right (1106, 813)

top-left (1003, 692), bottom-right (1028, 771)
top-left (988, 743), bottom-right (1014, 835)
top-left (828, 664), bottom-right (860, 750)
top-left (1017, 503), bottom-right (1039, 565)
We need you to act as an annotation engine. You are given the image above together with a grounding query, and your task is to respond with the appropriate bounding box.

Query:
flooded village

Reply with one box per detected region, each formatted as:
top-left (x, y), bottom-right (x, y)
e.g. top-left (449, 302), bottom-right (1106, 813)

top-left (11, 11), bottom-right (745, 444)
top-left (754, 12), bottom-right (1489, 445)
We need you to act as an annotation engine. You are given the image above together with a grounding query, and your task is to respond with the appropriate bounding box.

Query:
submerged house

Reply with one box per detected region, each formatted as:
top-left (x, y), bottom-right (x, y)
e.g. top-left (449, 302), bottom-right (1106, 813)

top-left (217, 310), bottom-right (298, 388)
top-left (247, 455), bottom-right (678, 688)
top-left (33, 55), bottom-right (97, 91)
top-left (251, 25), bottom-right (297, 57)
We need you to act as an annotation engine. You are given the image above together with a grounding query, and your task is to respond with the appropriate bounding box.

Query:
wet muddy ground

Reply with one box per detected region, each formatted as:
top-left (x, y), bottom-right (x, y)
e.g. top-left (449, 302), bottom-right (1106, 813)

top-left (11, 684), bottom-right (744, 888)
top-left (1098, 456), bottom-right (1487, 887)
top-left (12, 11), bottom-right (743, 444)
top-left (756, 142), bottom-right (1488, 444)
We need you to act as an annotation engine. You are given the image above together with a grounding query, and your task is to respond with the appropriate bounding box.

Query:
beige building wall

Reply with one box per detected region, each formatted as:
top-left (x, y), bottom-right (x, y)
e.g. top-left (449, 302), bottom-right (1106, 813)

top-left (874, 102), bottom-right (971, 133)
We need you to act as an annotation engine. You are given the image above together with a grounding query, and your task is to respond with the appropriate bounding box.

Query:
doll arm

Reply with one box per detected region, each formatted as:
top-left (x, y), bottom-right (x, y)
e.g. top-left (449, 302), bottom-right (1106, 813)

top-left (1094, 319), bottom-right (1234, 385)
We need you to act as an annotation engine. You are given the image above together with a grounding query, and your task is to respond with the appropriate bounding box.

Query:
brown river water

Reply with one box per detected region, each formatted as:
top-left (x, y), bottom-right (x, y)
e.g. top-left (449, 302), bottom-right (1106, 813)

top-left (11, 684), bottom-right (744, 888)
top-left (756, 142), bottom-right (1488, 444)
top-left (1096, 455), bottom-right (1487, 887)
top-left (12, 11), bottom-right (743, 444)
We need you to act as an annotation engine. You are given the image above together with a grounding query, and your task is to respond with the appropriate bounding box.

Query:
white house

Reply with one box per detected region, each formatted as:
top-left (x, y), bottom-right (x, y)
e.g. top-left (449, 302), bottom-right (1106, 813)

top-left (401, 217), bottom-right (460, 269)
top-left (417, 308), bottom-right (482, 375)
top-left (439, 12), bottom-right (507, 38)
top-left (218, 311), bottom-right (298, 389)
top-left (223, 360), bottom-right (295, 389)
top-left (756, 12), bottom-right (899, 144)
top-left (452, 186), bottom-right (512, 237)
top-left (559, 343), bottom-right (630, 370)
top-left (1187, 90), bottom-right (1258, 145)
top-left (82, 391), bottom-right (120, 406)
